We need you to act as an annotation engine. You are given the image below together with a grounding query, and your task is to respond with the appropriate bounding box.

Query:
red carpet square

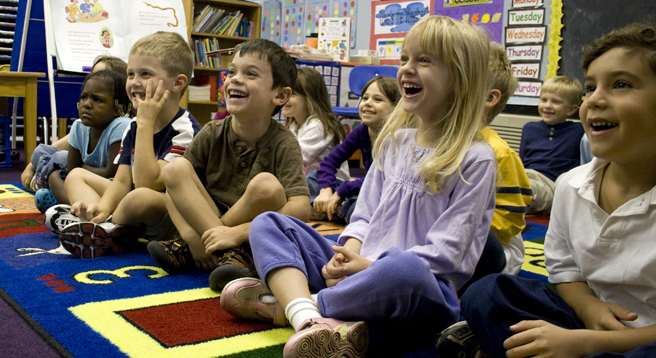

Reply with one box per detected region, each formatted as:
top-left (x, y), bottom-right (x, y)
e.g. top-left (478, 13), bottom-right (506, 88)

top-left (118, 297), bottom-right (277, 348)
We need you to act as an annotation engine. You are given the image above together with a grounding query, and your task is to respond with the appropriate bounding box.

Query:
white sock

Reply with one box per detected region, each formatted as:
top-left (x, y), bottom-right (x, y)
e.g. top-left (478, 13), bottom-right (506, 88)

top-left (285, 297), bottom-right (322, 331)
top-left (310, 293), bottom-right (318, 306)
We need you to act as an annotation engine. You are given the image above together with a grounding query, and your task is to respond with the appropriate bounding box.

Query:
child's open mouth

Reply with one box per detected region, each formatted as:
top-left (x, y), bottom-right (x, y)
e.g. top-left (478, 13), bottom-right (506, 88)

top-left (403, 84), bottom-right (422, 97)
top-left (228, 90), bottom-right (247, 99)
top-left (590, 121), bottom-right (618, 133)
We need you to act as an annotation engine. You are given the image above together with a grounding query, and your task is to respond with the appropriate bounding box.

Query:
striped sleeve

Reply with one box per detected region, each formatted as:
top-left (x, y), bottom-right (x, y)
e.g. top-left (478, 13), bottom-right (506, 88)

top-left (163, 112), bottom-right (200, 162)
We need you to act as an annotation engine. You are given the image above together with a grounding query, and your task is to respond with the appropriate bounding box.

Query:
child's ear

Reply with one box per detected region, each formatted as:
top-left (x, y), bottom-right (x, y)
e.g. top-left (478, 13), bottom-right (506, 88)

top-left (170, 74), bottom-right (188, 94)
top-left (485, 89), bottom-right (502, 109)
top-left (567, 104), bottom-right (579, 117)
top-left (273, 86), bottom-right (292, 107)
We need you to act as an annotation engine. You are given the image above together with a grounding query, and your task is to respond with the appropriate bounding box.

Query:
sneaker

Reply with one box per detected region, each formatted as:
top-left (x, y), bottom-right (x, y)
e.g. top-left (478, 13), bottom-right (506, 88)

top-left (147, 236), bottom-right (195, 273)
top-left (435, 321), bottom-right (485, 358)
top-left (44, 204), bottom-right (80, 234)
top-left (35, 189), bottom-right (59, 213)
top-left (284, 318), bottom-right (368, 358)
top-left (59, 221), bottom-right (140, 259)
top-left (219, 278), bottom-right (288, 326)
top-left (208, 244), bottom-right (257, 292)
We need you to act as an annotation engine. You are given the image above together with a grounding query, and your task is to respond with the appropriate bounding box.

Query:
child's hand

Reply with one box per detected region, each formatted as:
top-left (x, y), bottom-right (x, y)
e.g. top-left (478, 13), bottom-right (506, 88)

top-left (135, 80), bottom-right (169, 128)
top-left (70, 201), bottom-right (109, 223)
top-left (313, 188), bottom-right (343, 221)
top-left (321, 245), bottom-right (371, 287)
top-left (201, 226), bottom-right (241, 253)
top-left (21, 163), bottom-right (35, 189)
top-left (504, 320), bottom-right (586, 358)
top-left (579, 300), bottom-right (637, 331)
top-left (187, 237), bottom-right (220, 271)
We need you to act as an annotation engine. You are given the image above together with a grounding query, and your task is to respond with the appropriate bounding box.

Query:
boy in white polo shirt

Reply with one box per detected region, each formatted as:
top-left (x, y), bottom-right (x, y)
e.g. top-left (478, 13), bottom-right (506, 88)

top-left (446, 22), bottom-right (656, 358)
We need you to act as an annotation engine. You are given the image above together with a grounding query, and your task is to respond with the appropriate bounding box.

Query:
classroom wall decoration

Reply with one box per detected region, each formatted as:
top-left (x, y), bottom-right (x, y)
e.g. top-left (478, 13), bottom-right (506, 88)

top-left (434, 0), bottom-right (504, 44)
top-left (370, 0), bottom-right (432, 64)
top-left (281, 0), bottom-right (307, 48)
top-left (306, 0), bottom-right (331, 38)
top-left (317, 17), bottom-right (350, 61)
top-left (504, 0), bottom-right (548, 97)
top-left (262, 0), bottom-right (282, 44)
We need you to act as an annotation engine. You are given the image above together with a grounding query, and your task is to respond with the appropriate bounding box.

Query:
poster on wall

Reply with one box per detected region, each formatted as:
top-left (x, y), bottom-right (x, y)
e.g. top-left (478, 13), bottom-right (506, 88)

top-left (434, 0), bottom-right (504, 44)
top-left (317, 17), bottom-right (351, 61)
top-left (370, 0), bottom-right (432, 64)
top-left (51, 0), bottom-right (187, 72)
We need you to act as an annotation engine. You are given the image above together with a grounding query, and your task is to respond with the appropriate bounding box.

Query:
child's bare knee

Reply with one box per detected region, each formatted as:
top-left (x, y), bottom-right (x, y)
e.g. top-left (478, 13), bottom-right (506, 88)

top-left (161, 157), bottom-right (192, 186)
top-left (245, 173), bottom-right (285, 204)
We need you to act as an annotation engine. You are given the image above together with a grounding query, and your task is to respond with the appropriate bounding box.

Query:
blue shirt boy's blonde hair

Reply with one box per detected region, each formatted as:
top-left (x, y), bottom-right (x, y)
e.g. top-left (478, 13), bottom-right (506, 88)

top-left (541, 76), bottom-right (583, 107)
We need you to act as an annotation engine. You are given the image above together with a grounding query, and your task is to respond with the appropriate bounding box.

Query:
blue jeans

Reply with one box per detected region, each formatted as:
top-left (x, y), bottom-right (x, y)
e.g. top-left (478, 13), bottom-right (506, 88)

top-left (31, 144), bottom-right (68, 189)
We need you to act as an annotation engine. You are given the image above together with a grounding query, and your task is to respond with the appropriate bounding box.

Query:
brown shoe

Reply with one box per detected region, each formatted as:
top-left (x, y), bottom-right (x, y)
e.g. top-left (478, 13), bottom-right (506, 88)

top-left (147, 236), bottom-right (195, 274)
top-left (208, 243), bottom-right (257, 291)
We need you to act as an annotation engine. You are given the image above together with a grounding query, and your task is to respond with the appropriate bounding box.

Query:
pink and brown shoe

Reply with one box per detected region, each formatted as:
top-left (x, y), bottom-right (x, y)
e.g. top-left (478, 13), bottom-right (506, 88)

top-left (219, 278), bottom-right (288, 327)
top-left (283, 318), bottom-right (369, 358)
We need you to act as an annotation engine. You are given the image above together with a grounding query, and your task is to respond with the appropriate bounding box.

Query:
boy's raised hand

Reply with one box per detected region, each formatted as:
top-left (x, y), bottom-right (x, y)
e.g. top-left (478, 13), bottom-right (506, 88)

top-left (135, 80), bottom-right (169, 128)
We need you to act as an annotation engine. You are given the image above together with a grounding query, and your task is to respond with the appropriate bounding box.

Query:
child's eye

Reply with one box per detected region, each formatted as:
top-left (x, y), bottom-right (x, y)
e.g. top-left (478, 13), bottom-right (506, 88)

top-left (419, 57), bottom-right (431, 63)
top-left (399, 55), bottom-right (408, 64)
top-left (584, 85), bottom-right (596, 93)
top-left (227, 69), bottom-right (236, 76)
top-left (614, 81), bottom-right (631, 89)
top-left (246, 71), bottom-right (258, 77)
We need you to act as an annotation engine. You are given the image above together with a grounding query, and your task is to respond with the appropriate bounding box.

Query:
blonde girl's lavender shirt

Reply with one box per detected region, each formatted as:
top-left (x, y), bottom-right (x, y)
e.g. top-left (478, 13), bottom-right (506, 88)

top-left (339, 129), bottom-right (496, 290)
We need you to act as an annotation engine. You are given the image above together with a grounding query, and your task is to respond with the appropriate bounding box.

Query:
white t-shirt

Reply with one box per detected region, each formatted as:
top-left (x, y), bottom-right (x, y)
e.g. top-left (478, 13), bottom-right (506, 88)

top-left (289, 116), bottom-right (349, 181)
top-left (546, 158), bottom-right (656, 328)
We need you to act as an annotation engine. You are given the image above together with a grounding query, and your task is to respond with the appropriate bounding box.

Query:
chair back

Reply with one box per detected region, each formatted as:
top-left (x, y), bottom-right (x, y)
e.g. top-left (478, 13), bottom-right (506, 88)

top-left (348, 65), bottom-right (398, 97)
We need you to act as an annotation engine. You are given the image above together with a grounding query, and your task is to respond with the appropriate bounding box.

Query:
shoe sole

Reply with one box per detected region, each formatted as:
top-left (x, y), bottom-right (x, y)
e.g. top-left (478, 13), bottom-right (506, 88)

top-left (209, 264), bottom-right (256, 292)
top-left (284, 321), bottom-right (369, 358)
top-left (60, 223), bottom-right (137, 259)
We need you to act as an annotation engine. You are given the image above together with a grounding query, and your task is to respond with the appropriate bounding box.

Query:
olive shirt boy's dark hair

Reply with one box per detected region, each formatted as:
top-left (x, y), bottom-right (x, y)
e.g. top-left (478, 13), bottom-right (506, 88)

top-left (234, 38), bottom-right (298, 116)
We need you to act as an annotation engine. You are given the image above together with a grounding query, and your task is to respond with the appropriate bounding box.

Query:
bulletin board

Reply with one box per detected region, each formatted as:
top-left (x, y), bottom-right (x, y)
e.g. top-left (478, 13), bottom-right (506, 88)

top-left (370, 0), bottom-right (432, 64)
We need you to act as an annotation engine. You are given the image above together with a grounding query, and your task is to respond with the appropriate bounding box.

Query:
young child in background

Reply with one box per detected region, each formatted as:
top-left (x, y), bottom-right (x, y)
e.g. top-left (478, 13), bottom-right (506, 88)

top-left (219, 16), bottom-right (496, 357)
top-left (23, 55), bottom-right (128, 213)
top-left (35, 71), bottom-right (130, 216)
top-left (45, 32), bottom-right (201, 258)
top-left (479, 43), bottom-right (531, 276)
top-left (146, 39), bottom-right (310, 292)
top-left (520, 76), bottom-right (584, 214)
top-left (456, 22), bottom-right (656, 358)
top-left (283, 67), bottom-right (348, 180)
top-left (308, 76), bottom-right (400, 223)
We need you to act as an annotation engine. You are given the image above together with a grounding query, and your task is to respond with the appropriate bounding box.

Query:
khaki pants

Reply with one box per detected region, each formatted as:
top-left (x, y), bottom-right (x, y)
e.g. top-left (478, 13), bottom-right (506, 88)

top-left (526, 169), bottom-right (556, 215)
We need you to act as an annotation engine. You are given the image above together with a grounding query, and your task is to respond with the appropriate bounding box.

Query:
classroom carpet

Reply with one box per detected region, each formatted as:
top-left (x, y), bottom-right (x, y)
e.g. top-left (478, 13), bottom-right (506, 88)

top-left (0, 182), bottom-right (548, 358)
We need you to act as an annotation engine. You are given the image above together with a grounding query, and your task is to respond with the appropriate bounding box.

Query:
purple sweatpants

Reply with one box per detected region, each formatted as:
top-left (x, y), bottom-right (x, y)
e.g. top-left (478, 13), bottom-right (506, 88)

top-left (249, 212), bottom-right (460, 333)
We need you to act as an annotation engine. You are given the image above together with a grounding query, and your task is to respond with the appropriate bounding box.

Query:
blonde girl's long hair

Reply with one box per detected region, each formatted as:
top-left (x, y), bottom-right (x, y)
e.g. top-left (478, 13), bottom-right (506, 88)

top-left (373, 16), bottom-right (490, 193)
top-left (284, 67), bottom-right (345, 145)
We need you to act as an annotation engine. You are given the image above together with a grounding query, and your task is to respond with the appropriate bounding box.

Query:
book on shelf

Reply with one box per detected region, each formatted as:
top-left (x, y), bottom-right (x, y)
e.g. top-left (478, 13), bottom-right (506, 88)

top-left (192, 37), bottom-right (221, 68)
top-left (188, 85), bottom-right (211, 102)
top-left (191, 4), bottom-right (253, 38)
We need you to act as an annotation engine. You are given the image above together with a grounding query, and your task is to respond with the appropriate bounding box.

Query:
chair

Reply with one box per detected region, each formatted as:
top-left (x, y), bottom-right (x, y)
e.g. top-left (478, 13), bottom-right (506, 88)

top-left (332, 65), bottom-right (398, 117)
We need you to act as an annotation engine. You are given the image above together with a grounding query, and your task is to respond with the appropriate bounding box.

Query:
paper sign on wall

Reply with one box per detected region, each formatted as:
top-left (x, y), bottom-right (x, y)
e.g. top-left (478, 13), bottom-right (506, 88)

top-left (317, 17), bottom-right (351, 61)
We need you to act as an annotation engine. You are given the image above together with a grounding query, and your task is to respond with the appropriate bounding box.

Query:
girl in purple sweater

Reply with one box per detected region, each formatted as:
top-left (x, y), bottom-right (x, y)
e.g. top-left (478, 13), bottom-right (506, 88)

top-left (308, 76), bottom-right (400, 222)
top-left (218, 16), bottom-right (496, 357)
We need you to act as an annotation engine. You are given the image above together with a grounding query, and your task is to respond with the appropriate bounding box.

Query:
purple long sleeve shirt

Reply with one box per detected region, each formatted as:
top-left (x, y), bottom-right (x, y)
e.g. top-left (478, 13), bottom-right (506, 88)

top-left (339, 129), bottom-right (497, 290)
top-left (317, 124), bottom-right (373, 198)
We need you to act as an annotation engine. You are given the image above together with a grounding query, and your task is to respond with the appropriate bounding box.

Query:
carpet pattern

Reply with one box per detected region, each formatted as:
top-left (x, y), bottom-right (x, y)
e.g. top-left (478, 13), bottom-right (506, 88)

top-left (0, 183), bottom-right (548, 357)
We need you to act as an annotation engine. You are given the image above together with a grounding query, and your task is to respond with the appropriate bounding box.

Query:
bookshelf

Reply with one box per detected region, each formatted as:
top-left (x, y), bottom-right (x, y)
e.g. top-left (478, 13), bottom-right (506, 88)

top-left (182, 0), bottom-right (261, 125)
